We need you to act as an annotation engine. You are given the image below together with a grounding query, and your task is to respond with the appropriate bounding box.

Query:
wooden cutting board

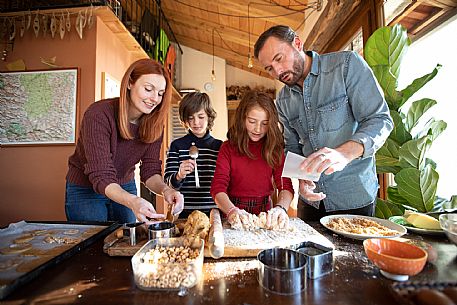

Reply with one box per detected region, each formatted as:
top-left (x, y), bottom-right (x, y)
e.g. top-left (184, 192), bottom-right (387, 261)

top-left (103, 218), bottom-right (333, 258)
top-left (221, 218), bottom-right (333, 257)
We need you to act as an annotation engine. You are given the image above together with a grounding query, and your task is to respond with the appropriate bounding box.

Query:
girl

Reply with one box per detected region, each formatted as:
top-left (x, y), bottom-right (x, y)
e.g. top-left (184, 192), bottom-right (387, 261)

top-left (65, 59), bottom-right (184, 224)
top-left (210, 91), bottom-right (294, 229)
top-left (164, 92), bottom-right (222, 218)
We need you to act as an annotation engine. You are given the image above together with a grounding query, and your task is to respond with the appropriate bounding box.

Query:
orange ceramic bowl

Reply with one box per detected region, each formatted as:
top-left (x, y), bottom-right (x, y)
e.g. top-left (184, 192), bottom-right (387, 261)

top-left (363, 238), bottom-right (427, 276)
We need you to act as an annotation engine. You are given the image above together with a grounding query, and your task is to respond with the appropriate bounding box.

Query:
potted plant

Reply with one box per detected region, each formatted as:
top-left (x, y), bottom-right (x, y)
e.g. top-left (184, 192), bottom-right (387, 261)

top-left (363, 24), bottom-right (456, 218)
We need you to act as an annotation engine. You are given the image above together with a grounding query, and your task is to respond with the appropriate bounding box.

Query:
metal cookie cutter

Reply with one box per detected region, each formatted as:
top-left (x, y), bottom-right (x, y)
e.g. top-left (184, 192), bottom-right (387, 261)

top-left (295, 241), bottom-right (334, 279)
top-left (122, 222), bottom-right (144, 246)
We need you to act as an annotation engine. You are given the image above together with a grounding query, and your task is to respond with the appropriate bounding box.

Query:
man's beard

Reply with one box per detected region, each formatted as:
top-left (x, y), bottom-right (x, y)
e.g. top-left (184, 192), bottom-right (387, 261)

top-left (278, 49), bottom-right (304, 86)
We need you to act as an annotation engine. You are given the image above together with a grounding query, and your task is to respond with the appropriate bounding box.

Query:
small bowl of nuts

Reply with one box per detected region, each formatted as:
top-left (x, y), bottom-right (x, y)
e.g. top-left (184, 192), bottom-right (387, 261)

top-left (131, 237), bottom-right (204, 291)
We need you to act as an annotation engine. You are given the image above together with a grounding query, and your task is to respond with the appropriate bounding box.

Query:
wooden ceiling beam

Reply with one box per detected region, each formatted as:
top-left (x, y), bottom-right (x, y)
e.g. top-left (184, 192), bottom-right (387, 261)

top-left (165, 10), bottom-right (251, 47)
top-left (389, 2), bottom-right (422, 25)
top-left (213, 0), bottom-right (305, 20)
top-left (410, 5), bottom-right (457, 39)
top-left (409, 8), bottom-right (446, 34)
top-left (423, 0), bottom-right (457, 9)
top-left (175, 34), bottom-right (270, 78)
top-left (304, 0), bottom-right (363, 52)
top-left (164, 0), bottom-right (305, 29)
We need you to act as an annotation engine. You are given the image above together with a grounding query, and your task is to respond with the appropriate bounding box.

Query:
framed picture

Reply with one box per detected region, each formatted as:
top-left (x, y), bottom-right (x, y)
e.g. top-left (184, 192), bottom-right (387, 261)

top-left (101, 72), bottom-right (120, 99)
top-left (0, 68), bottom-right (79, 146)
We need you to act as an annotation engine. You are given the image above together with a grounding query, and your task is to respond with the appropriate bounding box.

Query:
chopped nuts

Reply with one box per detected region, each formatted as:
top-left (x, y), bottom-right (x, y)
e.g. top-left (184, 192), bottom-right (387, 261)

top-left (135, 245), bottom-right (201, 289)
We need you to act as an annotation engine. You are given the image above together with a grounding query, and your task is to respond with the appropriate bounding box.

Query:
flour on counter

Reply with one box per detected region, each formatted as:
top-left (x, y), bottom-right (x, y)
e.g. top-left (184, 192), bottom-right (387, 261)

top-left (223, 218), bottom-right (334, 250)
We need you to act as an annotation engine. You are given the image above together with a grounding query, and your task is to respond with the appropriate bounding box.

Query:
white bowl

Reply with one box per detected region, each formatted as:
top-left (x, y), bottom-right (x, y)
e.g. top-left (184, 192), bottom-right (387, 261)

top-left (439, 214), bottom-right (457, 245)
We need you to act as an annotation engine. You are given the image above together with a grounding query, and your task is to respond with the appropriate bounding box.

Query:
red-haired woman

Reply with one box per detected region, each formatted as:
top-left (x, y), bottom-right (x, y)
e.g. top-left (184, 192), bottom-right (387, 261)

top-left (210, 91), bottom-right (294, 229)
top-left (65, 59), bottom-right (183, 223)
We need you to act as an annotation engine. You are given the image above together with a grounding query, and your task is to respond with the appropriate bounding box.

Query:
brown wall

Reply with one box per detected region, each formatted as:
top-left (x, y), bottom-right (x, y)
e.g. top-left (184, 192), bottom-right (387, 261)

top-left (95, 17), bottom-right (134, 100)
top-left (0, 16), bottom-right (136, 226)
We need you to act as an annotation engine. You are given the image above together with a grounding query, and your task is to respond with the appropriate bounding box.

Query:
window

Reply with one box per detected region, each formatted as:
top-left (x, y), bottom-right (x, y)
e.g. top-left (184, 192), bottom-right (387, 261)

top-left (397, 15), bottom-right (457, 199)
top-left (342, 28), bottom-right (364, 56)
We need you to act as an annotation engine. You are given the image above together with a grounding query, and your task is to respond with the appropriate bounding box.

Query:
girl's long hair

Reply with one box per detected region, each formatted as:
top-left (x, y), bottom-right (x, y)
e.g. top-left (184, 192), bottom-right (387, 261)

top-left (227, 91), bottom-right (284, 168)
top-left (118, 58), bottom-right (171, 143)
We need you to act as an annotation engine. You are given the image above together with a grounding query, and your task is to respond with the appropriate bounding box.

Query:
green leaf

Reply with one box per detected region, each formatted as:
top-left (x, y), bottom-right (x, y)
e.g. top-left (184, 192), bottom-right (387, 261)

top-left (444, 195), bottom-right (457, 210)
top-left (365, 25), bottom-right (445, 217)
top-left (375, 199), bottom-right (390, 219)
top-left (387, 186), bottom-right (410, 207)
top-left (424, 158), bottom-right (437, 170)
top-left (398, 137), bottom-right (431, 170)
top-left (364, 24), bottom-right (411, 79)
top-left (395, 165), bottom-right (439, 212)
top-left (375, 198), bottom-right (404, 219)
top-left (404, 98), bottom-right (437, 132)
top-left (371, 65), bottom-right (401, 109)
top-left (390, 110), bottom-right (412, 145)
top-left (399, 64), bottom-right (441, 107)
top-left (375, 138), bottom-right (401, 173)
top-left (376, 165), bottom-right (402, 174)
top-left (422, 119), bottom-right (447, 142)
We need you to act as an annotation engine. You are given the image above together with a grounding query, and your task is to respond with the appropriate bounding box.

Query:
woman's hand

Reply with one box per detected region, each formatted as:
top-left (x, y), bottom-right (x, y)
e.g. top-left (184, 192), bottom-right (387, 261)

top-left (162, 187), bottom-right (184, 215)
top-left (128, 195), bottom-right (165, 223)
top-left (176, 159), bottom-right (196, 181)
top-left (105, 183), bottom-right (165, 223)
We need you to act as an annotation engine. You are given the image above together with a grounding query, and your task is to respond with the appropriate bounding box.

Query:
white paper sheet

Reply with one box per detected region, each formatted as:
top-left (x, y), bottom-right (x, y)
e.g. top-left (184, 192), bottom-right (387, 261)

top-left (282, 151), bottom-right (321, 181)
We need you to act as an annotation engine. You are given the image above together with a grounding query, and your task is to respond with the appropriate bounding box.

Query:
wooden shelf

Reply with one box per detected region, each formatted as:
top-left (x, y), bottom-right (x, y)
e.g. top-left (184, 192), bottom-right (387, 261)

top-left (227, 99), bottom-right (240, 110)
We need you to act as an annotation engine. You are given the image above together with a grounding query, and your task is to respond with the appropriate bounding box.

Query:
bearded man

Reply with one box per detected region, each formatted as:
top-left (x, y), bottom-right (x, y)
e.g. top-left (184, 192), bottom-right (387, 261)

top-left (254, 25), bottom-right (393, 221)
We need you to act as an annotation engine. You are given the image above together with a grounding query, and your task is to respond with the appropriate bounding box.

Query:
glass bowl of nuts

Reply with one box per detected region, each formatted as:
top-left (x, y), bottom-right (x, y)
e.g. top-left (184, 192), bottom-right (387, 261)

top-left (131, 237), bottom-right (204, 291)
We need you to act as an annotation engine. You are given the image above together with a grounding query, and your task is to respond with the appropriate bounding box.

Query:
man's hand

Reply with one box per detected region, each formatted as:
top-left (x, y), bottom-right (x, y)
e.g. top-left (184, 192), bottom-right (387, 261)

top-left (300, 141), bottom-right (363, 176)
top-left (300, 147), bottom-right (351, 176)
top-left (299, 179), bottom-right (326, 201)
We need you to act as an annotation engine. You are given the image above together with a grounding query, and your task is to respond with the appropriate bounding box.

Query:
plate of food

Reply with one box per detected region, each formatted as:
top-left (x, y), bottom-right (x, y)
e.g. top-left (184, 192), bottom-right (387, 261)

top-left (389, 212), bottom-right (444, 236)
top-left (320, 215), bottom-right (407, 240)
top-left (405, 226), bottom-right (444, 236)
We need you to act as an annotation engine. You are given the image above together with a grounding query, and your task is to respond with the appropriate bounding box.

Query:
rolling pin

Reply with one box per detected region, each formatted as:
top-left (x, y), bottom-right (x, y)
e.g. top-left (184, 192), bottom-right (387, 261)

top-left (208, 209), bottom-right (224, 259)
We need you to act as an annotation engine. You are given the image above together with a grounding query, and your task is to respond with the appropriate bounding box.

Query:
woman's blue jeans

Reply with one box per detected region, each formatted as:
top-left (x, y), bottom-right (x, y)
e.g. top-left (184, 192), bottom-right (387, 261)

top-left (65, 181), bottom-right (136, 223)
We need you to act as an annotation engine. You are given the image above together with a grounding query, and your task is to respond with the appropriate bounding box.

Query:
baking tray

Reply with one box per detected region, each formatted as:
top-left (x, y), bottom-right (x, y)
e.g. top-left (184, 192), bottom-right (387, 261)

top-left (390, 281), bottom-right (457, 305)
top-left (0, 220), bottom-right (119, 300)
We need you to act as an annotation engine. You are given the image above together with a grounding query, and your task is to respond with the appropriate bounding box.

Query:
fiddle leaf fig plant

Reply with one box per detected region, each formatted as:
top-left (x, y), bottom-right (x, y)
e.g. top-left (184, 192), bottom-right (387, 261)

top-left (364, 24), bottom-right (453, 218)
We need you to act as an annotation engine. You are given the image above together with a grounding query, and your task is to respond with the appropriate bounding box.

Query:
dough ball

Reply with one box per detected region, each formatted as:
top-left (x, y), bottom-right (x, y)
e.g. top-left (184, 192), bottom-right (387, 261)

top-left (183, 210), bottom-right (210, 240)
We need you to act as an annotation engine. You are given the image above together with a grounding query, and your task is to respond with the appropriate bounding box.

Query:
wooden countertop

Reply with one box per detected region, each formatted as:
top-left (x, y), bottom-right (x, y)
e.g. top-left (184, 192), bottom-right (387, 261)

top-left (2, 221), bottom-right (456, 305)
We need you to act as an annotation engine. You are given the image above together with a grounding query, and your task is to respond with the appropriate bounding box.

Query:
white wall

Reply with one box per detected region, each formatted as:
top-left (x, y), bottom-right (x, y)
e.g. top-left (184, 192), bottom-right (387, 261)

top-left (225, 65), bottom-right (275, 89)
top-left (180, 45), bottom-right (228, 141)
top-left (398, 15), bottom-right (457, 200)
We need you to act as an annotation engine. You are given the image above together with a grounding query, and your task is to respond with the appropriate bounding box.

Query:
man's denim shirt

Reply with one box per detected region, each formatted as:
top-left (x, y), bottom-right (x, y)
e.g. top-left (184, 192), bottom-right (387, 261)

top-left (276, 50), bottom-right (393, 211)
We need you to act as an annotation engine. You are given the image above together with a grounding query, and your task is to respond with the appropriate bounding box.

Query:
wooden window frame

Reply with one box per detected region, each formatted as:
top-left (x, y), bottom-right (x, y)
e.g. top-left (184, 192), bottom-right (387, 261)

top-left (319, 0), bottom-right (389, 199)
